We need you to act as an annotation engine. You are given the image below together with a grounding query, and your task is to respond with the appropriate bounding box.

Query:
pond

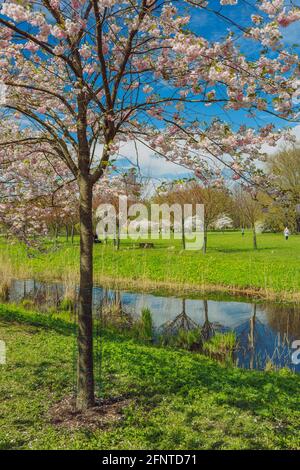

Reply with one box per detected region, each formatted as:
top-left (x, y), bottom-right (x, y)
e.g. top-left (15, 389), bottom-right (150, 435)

top-left (8, 278), bottom-right (300, 373)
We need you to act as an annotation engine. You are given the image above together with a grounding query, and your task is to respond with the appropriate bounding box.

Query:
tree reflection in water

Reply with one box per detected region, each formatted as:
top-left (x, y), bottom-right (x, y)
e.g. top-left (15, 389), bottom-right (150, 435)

top-left (7, 279), bottom-right (300, 371)
top-left (159, 299), bottom-right (198, 335)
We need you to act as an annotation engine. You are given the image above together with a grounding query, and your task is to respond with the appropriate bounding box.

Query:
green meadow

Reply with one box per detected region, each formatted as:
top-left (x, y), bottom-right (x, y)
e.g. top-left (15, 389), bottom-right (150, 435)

top-left (1, 231), bottom-right (300, 300)
top-left (0, 305), bottom-right (299, 450)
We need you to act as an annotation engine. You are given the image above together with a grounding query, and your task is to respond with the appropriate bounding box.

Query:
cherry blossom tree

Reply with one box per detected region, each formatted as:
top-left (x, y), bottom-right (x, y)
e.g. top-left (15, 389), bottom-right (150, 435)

top-left (94, 168), bottom-right (142, 249)
top-left (213, 214), bottom-right (233, 231)
top-left (0, 0), bottom-right (300, 409)
top-left (0, 123), bottom-right (76, 245)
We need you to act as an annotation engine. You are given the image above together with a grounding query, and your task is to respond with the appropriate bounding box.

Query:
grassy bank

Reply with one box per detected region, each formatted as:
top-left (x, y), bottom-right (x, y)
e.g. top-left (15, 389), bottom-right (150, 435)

top-left (1, 232), bottom-right (300, 301)
top-left (0, 304), bottom-right (300, 450)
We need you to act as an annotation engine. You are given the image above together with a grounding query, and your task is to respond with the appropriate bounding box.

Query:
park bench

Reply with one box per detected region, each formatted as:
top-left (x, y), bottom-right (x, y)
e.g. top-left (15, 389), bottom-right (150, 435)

top-left (139, 242), bottom-right (154, 249)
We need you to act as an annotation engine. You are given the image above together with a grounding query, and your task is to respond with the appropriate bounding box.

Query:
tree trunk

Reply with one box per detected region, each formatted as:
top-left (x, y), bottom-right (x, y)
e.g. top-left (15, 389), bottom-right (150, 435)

top-left (71, 224), bottom-right (75, 244)
top-left (252, 226), bottom-right (257, 250)
top-left (181, 212), bottom-right (186, 250)
top-left (54, 224), bottom-right (58, 248)
top-left (66, 224), bottom-right (69, 242)
top-left (76, 176), bottom-right (95, 410)
top-left (203, 299), bottom-right (209, 324)
top-left (114, 219), bottom-right (120, 250)
top-left (203, 229), bottom-right (207, 254)
top-left (296, 216), bottom-right (300, 233)
top-left (249, 304), bottom-right (257, 370)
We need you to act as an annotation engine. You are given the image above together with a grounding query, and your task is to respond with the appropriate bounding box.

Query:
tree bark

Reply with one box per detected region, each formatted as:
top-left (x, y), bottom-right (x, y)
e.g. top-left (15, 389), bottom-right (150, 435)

top-left (54, 223), bottom-right (58, 248)
top-left (76, 176), bottom-right (95, 410)
top-left (181, 212), bottom-right (186, 250)
top-left (203, 299), bottom-right (209, 324)
top-left (296, 215), bottom-right (300, 233)
top-left (114, 218), bottom-right (120, 250)
top-left (203, 228), bottom-right (208, 254)
top-left (249, 304), bottom-right (257, 370)
top-left (252, 226), bottom-right (257, 250)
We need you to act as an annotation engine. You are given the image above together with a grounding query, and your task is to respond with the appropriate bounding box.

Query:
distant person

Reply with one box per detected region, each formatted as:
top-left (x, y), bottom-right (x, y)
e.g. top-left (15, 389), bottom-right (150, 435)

top-left (94, 233), bottom-right (101, 244)
top-left (284, 227), bottom-right (290, 240)
top-left (241, 228), bottom-right (245, 236)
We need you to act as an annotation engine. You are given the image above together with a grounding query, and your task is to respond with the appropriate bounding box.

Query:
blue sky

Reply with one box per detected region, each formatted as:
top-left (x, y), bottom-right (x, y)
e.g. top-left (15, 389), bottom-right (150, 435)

top-left (115, 1), bottom-right (300, 179)
top-left (115, 123), bottom-right (300, 181)
top-left (1, 1), bottom-right (299, 180)
top-left (136, 1), bottom-right (300, 139)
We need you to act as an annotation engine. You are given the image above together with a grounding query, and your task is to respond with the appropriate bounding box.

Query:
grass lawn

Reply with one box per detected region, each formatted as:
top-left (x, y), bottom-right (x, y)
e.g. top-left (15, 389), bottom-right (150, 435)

top-left (0, 304), bottom-right (300, 450)
top-left (1, 231), bottom-right (300, 300)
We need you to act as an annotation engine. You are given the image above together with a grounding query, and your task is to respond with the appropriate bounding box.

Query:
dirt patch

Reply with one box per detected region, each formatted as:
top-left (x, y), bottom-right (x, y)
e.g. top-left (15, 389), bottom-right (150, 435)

top-left (48, 395), bottom-right (131, 431)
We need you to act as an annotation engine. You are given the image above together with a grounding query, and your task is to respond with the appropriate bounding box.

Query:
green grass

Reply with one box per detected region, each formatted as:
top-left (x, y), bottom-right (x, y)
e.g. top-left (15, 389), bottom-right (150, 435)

top-left (0, 304), bottom-right (300, 450)
top-left (1, 231), bottom-right (300, 299)
top-left (203, 332), bottom-right (236, 357)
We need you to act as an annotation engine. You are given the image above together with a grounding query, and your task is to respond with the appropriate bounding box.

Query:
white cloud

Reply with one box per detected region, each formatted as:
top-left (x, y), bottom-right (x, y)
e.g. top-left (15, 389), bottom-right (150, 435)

top-left (261, 124), bottom-right (300, 155)
top-left (95, 124), bottom-right (300, 182)
top-left (115, 140), bottom-right (192, 180)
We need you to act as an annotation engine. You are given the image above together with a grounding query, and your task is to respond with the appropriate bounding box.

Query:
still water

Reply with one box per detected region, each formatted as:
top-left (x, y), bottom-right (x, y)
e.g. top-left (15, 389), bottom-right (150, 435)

top-left (9, 279), bottom-right (300, 373)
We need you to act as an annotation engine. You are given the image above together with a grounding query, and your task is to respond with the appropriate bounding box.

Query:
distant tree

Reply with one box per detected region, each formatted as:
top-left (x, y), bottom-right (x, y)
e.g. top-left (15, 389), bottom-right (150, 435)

top-left (154, 180), bottom-right (189, 250)
top-left (188, 183), bottom-right (230, 253)
top-left (267, 147), bottom-right (300, 232)
top-left (94, 169), bottom-right (142, 250)
top-left (156, 179), bottom-right (230, 253)
top-left (257, 192), bottom-right (296, 233)
top-left (234, 188), bottom-right (263, 250)
top-left (213, 214), bottom-right (233, 232)
top-left (0, 136), bottom-right (77, 246)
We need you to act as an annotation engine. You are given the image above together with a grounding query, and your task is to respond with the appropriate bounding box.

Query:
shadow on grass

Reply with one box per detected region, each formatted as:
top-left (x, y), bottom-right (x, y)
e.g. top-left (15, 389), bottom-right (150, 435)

top-left (0, 304), bottom-right (75, 337)
top-left (102, 341), bottom-right (300, 419)
top-left (1, 304), bottom-right (299, 423)
top-left (214, 246), bottom-right (284, 254)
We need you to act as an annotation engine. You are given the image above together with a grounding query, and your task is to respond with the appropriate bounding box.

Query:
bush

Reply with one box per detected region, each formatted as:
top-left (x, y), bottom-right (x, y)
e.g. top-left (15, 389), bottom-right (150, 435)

top-left (0, 282), bottom-right (10, 302)
top-left (59, 297), bottom-right (75, 312)
top-left (20, 299), bottom-right (36, 310)
top-left (101, 301), bottom-right (133, 330)
top-left (203, 332), bottom-right (236, 362)
top-left (160, 328), bottom-right (202, 351)
top-left (133, 308), bottom-right (153, 342)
